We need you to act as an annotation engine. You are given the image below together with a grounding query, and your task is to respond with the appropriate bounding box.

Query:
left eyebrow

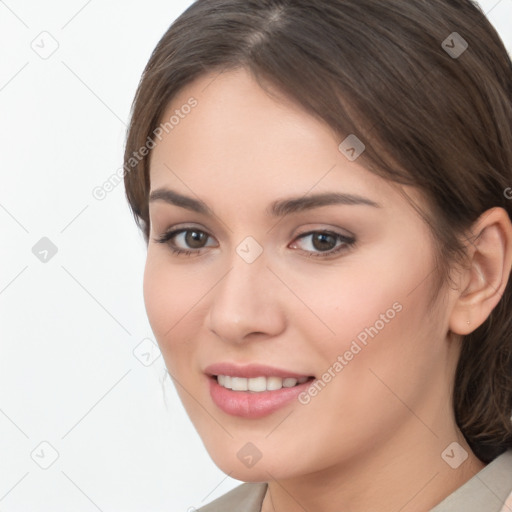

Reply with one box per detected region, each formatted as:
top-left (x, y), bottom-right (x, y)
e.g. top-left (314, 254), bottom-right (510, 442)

top-left (148, 188), bottom-right (381, 217)
top-left (268, 191), bottom-right (381, 217)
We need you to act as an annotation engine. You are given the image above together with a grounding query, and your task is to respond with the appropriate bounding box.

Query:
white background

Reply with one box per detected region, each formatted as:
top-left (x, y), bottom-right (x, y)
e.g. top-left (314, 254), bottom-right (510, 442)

top-left (0, 1), bottom-right (511, 510)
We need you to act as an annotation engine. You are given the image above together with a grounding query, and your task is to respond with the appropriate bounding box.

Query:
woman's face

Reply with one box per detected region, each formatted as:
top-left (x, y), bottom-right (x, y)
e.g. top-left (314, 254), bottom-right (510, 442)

top-left (144, 67), bottom-right (462, 481)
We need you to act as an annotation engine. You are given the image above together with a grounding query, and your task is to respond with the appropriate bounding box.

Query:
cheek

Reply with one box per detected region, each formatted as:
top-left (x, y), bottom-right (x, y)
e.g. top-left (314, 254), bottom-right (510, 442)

top-left (326, 238), bottom-right (434, 339)
top-left (307, 242), bottom-right (439, 394)
top-left (317, 270), bottom-right (442, 428)
top-left (142, 252), bottom-right (202, 365)
top-left (286, 256), bottom-right (417, 359)
top-left (142, 254), bottom-right (170, 340)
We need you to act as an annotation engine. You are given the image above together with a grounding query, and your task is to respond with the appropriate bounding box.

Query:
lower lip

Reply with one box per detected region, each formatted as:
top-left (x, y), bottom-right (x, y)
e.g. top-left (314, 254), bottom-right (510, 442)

top-left (208, 376), bottom-right (314, 419)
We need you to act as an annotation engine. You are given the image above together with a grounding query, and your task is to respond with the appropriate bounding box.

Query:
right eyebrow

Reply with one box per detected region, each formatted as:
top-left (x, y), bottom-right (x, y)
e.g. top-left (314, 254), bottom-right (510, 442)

top-left (149, 188), bottom-right (213, 215)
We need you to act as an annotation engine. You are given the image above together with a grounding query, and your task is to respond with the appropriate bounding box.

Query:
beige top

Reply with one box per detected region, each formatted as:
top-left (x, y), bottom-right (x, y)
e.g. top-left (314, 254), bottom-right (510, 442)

top-left (197, 449), bottom-right (512, 512)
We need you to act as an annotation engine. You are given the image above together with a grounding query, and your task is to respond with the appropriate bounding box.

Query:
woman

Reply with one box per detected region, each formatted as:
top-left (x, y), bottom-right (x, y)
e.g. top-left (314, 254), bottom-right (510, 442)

top-left (123, 0), bottom-right (512, 510)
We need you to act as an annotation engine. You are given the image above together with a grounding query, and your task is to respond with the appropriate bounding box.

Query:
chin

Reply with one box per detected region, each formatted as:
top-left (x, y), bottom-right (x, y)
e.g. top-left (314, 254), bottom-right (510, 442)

top-left (206, 447), bottom-right (297, 482)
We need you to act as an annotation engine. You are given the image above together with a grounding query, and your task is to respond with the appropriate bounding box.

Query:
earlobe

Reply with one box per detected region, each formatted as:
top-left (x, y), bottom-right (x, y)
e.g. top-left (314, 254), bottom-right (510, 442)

top-left (449, 207), bottom-right (512, 336)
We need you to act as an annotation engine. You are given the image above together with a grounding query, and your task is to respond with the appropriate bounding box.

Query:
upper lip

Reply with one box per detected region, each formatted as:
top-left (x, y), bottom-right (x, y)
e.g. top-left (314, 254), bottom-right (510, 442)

top-left (204, 363), bottom-right (313, 379)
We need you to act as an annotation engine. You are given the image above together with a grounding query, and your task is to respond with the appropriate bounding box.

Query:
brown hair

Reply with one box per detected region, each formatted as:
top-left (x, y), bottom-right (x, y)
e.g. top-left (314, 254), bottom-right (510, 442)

top-left (123, 0), bottom-right (512, 463)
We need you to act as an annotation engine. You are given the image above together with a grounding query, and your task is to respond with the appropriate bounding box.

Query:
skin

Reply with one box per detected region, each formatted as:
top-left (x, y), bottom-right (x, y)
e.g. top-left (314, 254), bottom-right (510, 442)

top-left (143, 67), bottom-right (512, 512)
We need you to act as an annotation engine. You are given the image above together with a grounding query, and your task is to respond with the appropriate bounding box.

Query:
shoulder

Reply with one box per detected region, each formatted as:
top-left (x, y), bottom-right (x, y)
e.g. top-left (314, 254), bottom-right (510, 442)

top-left (196, 482), bottom-right (267, 512)
top-left (431, 449), bottom-right (512, 512)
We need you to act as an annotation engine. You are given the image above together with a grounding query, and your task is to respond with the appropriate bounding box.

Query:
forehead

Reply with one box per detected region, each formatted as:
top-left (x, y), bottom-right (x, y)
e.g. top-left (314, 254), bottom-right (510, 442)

top-left (148, 68), bottom-right (421, 216)
top-left (153, 68), bottom-right (341, 163)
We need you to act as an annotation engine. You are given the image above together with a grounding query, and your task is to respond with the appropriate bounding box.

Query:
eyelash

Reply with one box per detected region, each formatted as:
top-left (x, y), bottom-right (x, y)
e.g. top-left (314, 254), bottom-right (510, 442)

top-left (154, 227), bottom-right (356, 259)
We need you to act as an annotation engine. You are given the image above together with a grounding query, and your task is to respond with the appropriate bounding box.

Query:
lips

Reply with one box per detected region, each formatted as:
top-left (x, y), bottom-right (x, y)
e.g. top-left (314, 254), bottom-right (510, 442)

top-left (204, 363), bottom-right (315, 418)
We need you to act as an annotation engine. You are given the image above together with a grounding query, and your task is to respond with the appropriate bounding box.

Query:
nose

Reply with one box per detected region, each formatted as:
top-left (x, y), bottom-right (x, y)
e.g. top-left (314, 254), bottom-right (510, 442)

top-left (206, 249), bottom-right (287, 344)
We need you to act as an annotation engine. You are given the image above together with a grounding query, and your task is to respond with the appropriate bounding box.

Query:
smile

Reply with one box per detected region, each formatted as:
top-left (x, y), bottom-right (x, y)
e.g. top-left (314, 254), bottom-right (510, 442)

top-left (216, 375), bottom-right (311, 392)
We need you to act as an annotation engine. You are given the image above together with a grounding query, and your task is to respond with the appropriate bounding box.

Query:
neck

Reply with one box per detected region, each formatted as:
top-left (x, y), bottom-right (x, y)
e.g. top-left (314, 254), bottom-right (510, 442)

top-left (261, 420), bottom-right (486, 512)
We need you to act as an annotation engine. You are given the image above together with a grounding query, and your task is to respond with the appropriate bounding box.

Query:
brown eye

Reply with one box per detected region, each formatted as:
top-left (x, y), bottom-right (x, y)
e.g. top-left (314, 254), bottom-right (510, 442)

top-left (154, 227), bottom-right (217, 257)
top-left (311, 232), bottom-right (337, 252)
top-left (291, 231), bottom-right (356, 259)
top-left (184, 230), bottom-right (209, 249)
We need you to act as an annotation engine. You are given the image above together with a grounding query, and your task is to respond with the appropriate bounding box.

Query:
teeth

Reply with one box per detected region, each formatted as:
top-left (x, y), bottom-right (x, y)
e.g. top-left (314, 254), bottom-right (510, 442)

top-left (231, 377), bottom-right (248, 391)
top-left (248, 376), bottom-right (266, 392)
top-left (216, 375), bottom-right (310, 392)
top-left (267, 376), bottom-right (282, 391)
top-left (283, 378), bottom-right (298, 388)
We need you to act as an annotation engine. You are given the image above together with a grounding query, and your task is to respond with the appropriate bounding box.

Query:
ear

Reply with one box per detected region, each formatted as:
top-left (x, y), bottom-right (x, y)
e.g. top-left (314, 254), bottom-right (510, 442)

top-left (449, 207), bottom-right (512, 335)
